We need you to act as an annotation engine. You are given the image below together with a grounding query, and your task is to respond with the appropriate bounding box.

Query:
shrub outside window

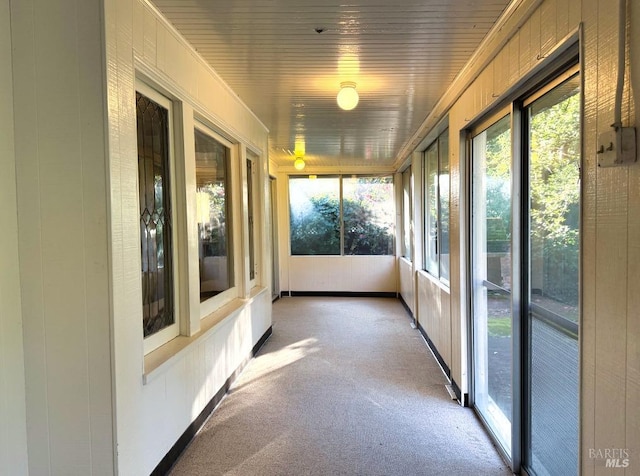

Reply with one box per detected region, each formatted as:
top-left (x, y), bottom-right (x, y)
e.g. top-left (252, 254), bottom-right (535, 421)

top-left (343, 176), bottom-right (394, 255)
top-left (289, 176), bottom-right (341, 255)
top-left (289, 175), bottom-right (395, 256)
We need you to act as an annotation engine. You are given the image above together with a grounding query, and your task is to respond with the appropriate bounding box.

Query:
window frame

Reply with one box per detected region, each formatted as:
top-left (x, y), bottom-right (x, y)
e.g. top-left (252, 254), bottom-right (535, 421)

top-left (194, 121), bottom-right (239, 319)
top-left (136, 81), bottom-right (181, 355)
top-left (288, 175), bottom-right (342, 256)
top-left (246, 150), bottom-right (259, 289)
top-left (401, 166), bottom-right (413, 260)
top-left (288, 174), bottom-right (396, 257)
top-left (422, 129), bottom-right (450, 285)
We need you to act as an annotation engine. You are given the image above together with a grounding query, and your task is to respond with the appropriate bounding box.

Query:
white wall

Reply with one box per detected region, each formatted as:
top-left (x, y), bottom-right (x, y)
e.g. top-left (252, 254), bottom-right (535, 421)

top-left (104, 0), bottom-right (271, 473)
top-left (0, 0), bottom-right (29, 473)
top-left (9, 0), bottom-right (115, 474)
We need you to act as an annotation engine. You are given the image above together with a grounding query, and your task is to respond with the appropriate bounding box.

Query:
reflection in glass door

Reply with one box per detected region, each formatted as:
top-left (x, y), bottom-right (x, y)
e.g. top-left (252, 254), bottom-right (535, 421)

top-left (524, 71), bottom-right (580, 476)
top-left (471, 115), bottom-right (513, 455)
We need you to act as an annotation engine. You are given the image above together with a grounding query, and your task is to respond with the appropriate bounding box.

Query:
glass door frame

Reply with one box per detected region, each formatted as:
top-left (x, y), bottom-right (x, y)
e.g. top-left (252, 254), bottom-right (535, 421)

top-left (467, 104), bottom-right (522, 470)
top-left (466, 56), bottom-right (581, 474)
top-left (520, 64), bottom-right (581, 476)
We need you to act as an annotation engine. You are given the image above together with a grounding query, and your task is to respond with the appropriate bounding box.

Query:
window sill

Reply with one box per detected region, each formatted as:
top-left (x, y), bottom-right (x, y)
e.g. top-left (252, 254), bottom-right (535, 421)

top-left (399, 256), bottom-right (413, 266)
top-left (143, 286), bottom-right (269, 385)
top-left (417, 269), bottom-right (451, 293)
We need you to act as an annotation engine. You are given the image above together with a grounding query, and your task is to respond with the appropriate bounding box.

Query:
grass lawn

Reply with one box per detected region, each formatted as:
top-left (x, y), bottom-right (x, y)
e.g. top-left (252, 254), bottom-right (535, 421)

top-left (488, 316), bottom-right (511, 337)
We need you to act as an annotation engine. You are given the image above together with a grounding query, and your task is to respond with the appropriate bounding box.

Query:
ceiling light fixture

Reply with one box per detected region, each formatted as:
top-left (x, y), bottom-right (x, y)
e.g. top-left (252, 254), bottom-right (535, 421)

top-left (337, 81), bottom-right (359, 111)
top-left (294, 157), bottom-right (306, 170)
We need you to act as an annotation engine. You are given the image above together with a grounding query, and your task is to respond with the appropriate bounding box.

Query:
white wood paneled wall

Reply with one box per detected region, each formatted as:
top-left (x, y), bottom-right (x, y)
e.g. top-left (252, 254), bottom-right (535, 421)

top-left (9, 0), bottom-right (115, 473)
top-left (6, 0), bottom-right (271, 473)
top-left (104, 0), bottom-right (271, 473)
top-left (288, 256), bottom-right (396, 293)
top-left (0, 0), bottom-right (29, 474)
top-left (417, 271), bottom-right (452, 370)
top-left (398, 258), bottom-right (415, 315)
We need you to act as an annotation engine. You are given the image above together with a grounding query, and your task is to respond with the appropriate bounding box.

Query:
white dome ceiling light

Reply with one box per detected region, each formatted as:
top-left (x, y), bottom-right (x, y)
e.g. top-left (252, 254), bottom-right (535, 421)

top-left (337, 81), bottom-right (359, 111)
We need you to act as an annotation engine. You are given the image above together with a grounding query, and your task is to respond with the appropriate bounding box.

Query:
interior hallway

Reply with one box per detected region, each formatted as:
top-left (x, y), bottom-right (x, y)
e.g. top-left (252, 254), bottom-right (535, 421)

top-left (168, 297), bottom-right (511, 475)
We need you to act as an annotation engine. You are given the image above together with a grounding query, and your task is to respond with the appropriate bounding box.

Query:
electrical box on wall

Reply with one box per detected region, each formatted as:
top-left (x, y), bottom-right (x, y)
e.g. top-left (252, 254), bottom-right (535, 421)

top-left (597, 127), bottom-right (637, 167)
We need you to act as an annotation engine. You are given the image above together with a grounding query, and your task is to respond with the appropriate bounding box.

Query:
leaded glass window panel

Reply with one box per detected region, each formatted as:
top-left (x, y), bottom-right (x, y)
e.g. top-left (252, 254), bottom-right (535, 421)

top-left (247, 157), bottom-right (256, 281)
top-left (136, 92), bottom-right (175, 338)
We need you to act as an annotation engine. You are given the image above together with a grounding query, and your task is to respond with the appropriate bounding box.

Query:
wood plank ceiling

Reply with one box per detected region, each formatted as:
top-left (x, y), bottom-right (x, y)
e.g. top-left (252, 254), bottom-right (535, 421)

top-left (150, 0), bottom-right (511, 170)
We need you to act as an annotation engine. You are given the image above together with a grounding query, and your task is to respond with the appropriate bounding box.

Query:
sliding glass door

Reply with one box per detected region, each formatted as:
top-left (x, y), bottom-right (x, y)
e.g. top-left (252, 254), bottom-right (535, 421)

top-left (470, 65), bottom-right (580, 474)
top-left (524, 70), bottom-right (580, 476)
top-left (471, 114), bottom-right (513, 455)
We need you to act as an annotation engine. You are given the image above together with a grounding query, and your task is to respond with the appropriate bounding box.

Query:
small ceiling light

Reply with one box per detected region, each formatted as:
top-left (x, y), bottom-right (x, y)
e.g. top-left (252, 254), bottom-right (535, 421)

top-left (294, 157), bottom-right (306, 170)
top-left (337, 81), bottom-right (359, 111)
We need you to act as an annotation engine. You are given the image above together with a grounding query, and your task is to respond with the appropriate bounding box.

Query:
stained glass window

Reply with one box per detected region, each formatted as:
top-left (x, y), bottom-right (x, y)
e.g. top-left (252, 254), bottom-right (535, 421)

top-left (136, 92), bottom-right (175, 338)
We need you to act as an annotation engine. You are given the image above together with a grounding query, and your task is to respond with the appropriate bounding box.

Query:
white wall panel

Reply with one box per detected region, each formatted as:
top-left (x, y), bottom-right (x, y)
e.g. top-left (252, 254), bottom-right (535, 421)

top-left (447, 116), bottom-right (466, 394)
top-left (591, 0), bottom-right (630, 471)
top-left (416, 271), bottom-right (451, 371)
top-left (540, 0), bottom-right (558, 56)
top-left (507, 36), bottom-right (521, 87)
top-left (10, 0), bottom-right (115, 474)
top-left (529, 7), bottom-right (542, 65)
top-left (556, 0), bottom-right (570, 39)
top-left (519, 19), bottom-right (533, 75)
top-left (288, 256), bottom-right (396, 293)
top-left (104, 0), bottom-right (271, 473)
top-left (398, 258), bottom-right (415, 315)
top-left (627, 124), bottom-right (640, 476)
top-left (493, 48), bottom-right (509, 98)
top-left (579, 1), bottom-right (599, 471)
top-left (0, 0), bottom-right (29, 473)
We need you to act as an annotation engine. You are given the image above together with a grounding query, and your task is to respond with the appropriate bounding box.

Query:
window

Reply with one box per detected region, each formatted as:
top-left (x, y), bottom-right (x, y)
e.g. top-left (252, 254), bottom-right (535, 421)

top-left (246, 153), bottom-right (257, 284)
top-left (423, 130), bottom-right (450, 282)
top-left (401, 166), bottom-right (413, 260)
top-left (136, 86), bottom-right (179, 352)
top-left (195, 126), bottom-right (233, 303)
top-left (289, 175), bottom-right (395, 256)
top-left (289, 176), bottom-right (341, 255)
top-left (343, 176), bottom-right (394, 255)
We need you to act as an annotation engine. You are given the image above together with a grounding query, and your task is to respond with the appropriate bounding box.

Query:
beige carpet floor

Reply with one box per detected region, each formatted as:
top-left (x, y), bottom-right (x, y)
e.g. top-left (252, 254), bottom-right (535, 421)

top-left (168, 296), bottom-right (512, 476)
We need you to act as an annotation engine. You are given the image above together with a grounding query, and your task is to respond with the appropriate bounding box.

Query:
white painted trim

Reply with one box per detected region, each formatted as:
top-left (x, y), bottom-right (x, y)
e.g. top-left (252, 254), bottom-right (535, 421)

top-left (135, 57), bottom-right (265, 155)
top-left (193, 121), bottom-right (240, 317)
top-left (136, 81), bottom-right (182, 355)
top-left (143, 287), bottom-right (269, 384)
top-left (246, 150), bottom-right (259, 290)
top-left (140, 0), bottom-right (269, 134)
